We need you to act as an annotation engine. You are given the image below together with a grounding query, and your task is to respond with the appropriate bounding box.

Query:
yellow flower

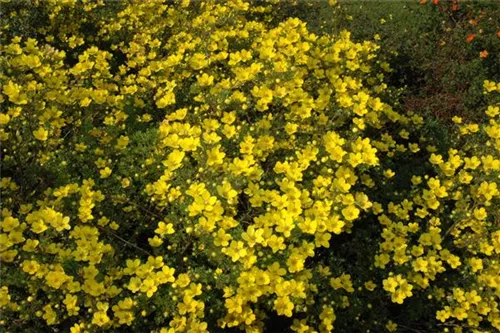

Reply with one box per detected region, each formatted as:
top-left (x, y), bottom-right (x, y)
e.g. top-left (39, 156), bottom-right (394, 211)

top-left (80, 97), bottom-right (92, 107)
top-left (225, 295), bottom-right (244, 314)
top-left (175, 273), bottom-right (191, 288)
top-left (42, 304), bottom-right (57, 325)
top-left (33, 127), bottom-right (48, 141)
top-left (217, 181), bottom-right (238, 202)
top-left (473, 207), bottom-right (487, 220)
top-left (274, 296), bottom-right (294, 317)
top-left (0, 113), bottom-right (10, 125)
top-left (159, 266), bottom-right (176, 284)
top-left (148, 236), bottom-right (163, 247)
top-left (100, 167), bottom-right (112, 179)
top-left (266, 234), bottom-right (286, 253)
top-left (156, 91), bottom-right (176, 109)
top-left (315, 232), bottom-right (332, 248)
top-left (385, 320), bottom-right (397, 332)
top-left (63, 294), bottom-right (80, 316)
top-left (46, 271), bottom-right (68, 289)
top-left (115, 310), bottom-right (135, 325)
top-left (190, 53), bottom-right (209, 70)
top-left (342, 205), bottom-right (360, 221)
top-left (70, 323), bottom-right (83, 333)
top-left (22, 239), bottom-right (39, 252)
top-left (383, 276), bottom-right (398, 293)
top-left (483, 80), bottom-right (497, 92)
top-left (436, 309), bottom-right (451, 322)
top-left (115, 135), bottom-right (129, 150)
top-left (287, 253), bottom-right (305, 273)
top-left (223, 240), bottom-right (247, 262)
top-left (213, 228), bottom-right (232, 247)
top-left (140, 278), bottom-right (158, 297)
top-left (364, 281), bottom-right (377, 291)
top-left (469, 258), bottom-right (483, 273)
top-left (207, 145), bottom-right (225, 166)
top-left (49, 213), bottom-right (71, 232)
top-left (383, 169), bottom-right (395, 178)
top-left (155, 222), bottom-right (175, 236)
top-left (222, 112), bottom-right (236, 125)
top-left (92, 311), bottom-right (110, 327)
top-left (197, 73), bottom-right (214, 86)
top-left (3, 80), bottom-right (27, 104)
top-left (127, 277), bottom-right (142, 293)
top-left (1, 216), bottom-right (19, 232)
top-left (486, 105), bottom-right (499, 118)
top-left (241, 226), bottom-right (264, 247)
top-left (22, 260), bottom-right (40, 275)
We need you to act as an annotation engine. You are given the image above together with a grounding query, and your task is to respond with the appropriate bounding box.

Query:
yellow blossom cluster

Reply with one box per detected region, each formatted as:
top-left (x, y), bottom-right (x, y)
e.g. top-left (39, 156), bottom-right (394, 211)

top-left (1, 1), bottom-right (499, 333)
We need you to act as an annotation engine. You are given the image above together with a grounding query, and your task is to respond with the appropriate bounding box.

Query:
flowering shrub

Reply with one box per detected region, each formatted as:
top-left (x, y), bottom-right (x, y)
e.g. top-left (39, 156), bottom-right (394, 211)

top-left (0, 1), bottom-right (499, 332)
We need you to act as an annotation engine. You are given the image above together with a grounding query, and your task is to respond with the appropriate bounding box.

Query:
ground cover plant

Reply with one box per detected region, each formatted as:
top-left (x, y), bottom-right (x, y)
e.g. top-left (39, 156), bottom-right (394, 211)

top-left (0, 1), bottom-right (499, 332)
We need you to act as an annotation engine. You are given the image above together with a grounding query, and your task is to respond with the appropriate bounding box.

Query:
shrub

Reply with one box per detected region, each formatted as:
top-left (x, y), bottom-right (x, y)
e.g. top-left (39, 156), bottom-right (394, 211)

top-left (0, 1), bottom-right (499, 332)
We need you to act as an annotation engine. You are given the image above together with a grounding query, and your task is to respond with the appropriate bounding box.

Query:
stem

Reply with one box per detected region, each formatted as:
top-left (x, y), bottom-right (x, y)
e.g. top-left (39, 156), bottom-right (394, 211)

top-left (98, 225), bottom-right (153, 257)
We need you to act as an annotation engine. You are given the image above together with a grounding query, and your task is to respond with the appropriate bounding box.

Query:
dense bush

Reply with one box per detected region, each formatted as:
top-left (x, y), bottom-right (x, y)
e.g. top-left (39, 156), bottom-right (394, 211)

top-left (293, 0), bottom-right (500, 123)
top-left (0, 1), bottom-right (499, 332)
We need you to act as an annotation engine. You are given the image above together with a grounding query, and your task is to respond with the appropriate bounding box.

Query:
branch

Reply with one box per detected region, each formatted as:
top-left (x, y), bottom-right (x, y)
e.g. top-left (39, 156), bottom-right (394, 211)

top-left (98, 225), bottom-right (153, 257)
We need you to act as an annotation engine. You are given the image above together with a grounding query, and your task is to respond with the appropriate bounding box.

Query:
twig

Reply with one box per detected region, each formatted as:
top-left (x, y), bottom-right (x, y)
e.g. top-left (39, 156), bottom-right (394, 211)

top-left (113, 197), bottom-right (163, 219)
top-left (437, 322), bottom-right (480, 330)
top-left (396, 324), bottom-right (427, 333)
top-left (98, 225), bottom-right (153, 257)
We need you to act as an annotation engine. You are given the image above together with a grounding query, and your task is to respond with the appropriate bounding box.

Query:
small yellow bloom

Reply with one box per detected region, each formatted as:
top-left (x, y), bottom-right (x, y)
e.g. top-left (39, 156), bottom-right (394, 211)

top-left (386, 320), bottom-right (397, 332)
top-left (100, 167), bottom-right (112, 179)
top-left (342, 205), bottom-right (360, 221)
top-left (33, 127), bottom-right (48, 141)
top-left (148, 236), bottom-right (163, 247)
top-left (383, 169), bottom-right (395, 178)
